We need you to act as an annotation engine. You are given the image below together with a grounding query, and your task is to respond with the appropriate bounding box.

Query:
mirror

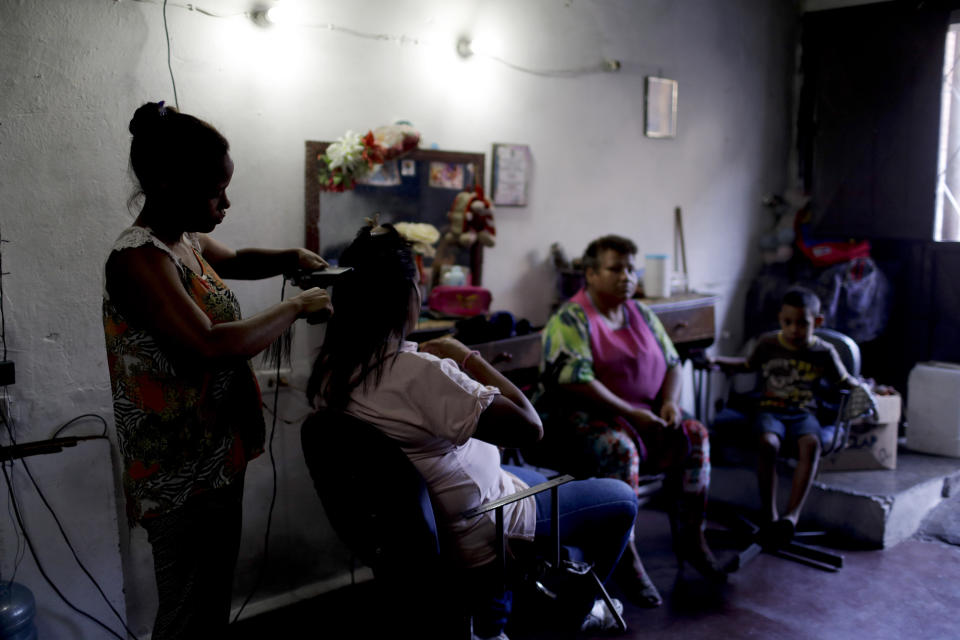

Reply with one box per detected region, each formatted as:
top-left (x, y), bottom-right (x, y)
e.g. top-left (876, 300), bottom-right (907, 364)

top-left (305, 142), bottom-right (486, 285)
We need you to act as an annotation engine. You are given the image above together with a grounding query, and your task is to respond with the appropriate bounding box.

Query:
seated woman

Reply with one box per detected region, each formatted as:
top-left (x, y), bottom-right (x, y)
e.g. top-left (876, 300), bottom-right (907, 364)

top-left (306, 222), bottom-right (638, 639)
top-left (535, 234), bottom-right (725, 608)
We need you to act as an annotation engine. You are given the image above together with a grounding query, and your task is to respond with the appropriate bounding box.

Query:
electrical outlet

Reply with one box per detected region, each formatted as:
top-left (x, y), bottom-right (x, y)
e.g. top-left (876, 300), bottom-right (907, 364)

top-left (254, 368), bottom-right (292, 390)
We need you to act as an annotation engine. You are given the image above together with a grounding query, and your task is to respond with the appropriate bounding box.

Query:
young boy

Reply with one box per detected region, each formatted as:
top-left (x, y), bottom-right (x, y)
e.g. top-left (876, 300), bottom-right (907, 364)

top-left (713, 287), bottom-right (864, 545)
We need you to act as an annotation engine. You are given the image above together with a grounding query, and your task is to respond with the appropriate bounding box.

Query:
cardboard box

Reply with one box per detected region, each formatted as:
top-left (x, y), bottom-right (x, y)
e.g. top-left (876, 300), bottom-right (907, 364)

top-left (820, 392), bottom-right (902, 472)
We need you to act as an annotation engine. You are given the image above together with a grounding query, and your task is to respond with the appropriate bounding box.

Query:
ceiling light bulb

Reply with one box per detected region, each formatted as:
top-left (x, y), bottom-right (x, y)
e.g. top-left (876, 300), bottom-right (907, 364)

top-left (469, 35), bottom-right (498, 58)
top-left (456, 37), bottom-right (473, 58)
top-left (250, 2), bottom-right (289, 27)
top-left (265, 5), bottom-right (288, 25)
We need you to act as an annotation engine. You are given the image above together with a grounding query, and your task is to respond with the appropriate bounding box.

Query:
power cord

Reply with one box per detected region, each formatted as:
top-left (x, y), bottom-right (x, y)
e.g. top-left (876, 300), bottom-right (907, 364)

top-left (260, 400), bottom-right (312, 426)
top-left (231, 278), bottom-right (287, 624)
top-left (1, 415), bottom-right (135, 639)
top-left (51, 413), bottom-right (109, 439)
top-left (125, 0), bottom-right (621, 78)
top-left (0, 225), bottom-right (130, 636)
top-left (162, 0), bottom-right (180, 109)
top-left (2, 457), bottom-right (26, 586)
top-left (0, 225), bottom-right (8, 360)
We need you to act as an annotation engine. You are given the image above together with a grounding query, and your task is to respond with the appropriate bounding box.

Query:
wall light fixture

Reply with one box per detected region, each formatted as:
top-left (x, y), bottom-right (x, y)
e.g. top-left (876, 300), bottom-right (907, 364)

top-left (250, 3), bottom-right (288, 27)
top-left (456, 36), bottom-right (473, 58)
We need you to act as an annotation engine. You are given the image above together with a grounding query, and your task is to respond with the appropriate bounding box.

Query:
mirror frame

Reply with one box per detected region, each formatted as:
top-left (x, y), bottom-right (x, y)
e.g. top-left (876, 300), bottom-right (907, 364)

top-left (305, 141), bottom-right (487, 284)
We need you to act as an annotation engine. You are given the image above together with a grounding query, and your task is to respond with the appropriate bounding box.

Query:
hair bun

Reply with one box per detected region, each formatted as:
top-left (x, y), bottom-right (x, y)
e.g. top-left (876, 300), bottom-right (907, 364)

top-left (129, 101), bottom-right (177, 136)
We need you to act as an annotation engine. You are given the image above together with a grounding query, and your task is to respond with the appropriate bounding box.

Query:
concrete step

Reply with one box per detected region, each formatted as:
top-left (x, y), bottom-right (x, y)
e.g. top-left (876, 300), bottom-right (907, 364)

top-left (709, 450), bottom-right (960, 548)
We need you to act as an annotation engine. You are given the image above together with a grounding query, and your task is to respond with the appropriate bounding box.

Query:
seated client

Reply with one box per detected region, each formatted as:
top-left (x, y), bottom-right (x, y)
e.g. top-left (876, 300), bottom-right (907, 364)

top-left (306, 222), bottom-right (638, 639)
top-left (534, 234), bottom-right (725, 607)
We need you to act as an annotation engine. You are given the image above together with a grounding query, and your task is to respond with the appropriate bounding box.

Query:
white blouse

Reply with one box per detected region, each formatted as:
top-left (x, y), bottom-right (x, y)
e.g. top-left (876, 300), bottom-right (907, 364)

top-left (337, 340), bottom-right (536, 568)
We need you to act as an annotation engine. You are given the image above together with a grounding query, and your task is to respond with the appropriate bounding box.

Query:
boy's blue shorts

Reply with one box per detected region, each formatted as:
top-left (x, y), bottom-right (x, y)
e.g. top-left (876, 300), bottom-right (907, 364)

top-left (754, 410), bottom-right (823, 444)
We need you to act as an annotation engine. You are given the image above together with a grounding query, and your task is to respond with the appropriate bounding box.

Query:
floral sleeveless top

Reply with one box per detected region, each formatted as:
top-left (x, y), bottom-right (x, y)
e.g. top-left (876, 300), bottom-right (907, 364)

top-left (103, 227), bottom-right (265, 525)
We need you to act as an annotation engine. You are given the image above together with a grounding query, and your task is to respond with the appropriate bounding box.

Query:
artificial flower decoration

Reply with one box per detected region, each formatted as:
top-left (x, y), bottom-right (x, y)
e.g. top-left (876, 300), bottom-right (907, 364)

top-left (393, 221), bottom-right (439, 285)
top-left (394, 221), bottom-right (440, 257)
top-left (325, 130), bottom-right (366, 171)
top-left (318, 123), bottom-right (420, 191)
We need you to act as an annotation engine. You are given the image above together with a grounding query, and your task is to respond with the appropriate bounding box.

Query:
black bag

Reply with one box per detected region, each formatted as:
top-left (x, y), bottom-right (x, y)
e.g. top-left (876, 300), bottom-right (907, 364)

top-left (511, 558), bottom-right (597, 632)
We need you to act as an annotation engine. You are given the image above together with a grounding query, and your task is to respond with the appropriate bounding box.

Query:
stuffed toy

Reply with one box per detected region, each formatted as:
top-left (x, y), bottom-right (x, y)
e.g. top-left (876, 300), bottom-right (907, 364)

top-left (445, 185), bottom-right (496, 248)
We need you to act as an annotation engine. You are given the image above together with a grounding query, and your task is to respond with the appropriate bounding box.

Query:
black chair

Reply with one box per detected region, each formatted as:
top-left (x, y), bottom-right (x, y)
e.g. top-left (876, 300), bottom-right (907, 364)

top-left (705, 328), bottom-right (868, 573)
top-left (300, 407), bottom-right (625, 639)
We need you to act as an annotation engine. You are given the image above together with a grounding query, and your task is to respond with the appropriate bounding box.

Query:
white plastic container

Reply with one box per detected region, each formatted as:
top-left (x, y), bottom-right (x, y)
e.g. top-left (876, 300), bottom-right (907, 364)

top-left (906, 361), bottom-right (960, 458)
top-left (643, 254), bottom-right (670, 298)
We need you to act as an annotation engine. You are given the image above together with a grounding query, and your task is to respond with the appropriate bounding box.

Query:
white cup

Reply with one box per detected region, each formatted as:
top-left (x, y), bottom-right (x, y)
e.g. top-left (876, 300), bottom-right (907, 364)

top-left (643, 254), bottom-right (670, 298)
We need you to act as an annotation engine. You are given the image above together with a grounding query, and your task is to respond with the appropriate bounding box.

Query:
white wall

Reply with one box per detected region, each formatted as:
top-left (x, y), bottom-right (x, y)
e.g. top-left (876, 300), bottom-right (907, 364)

top-left (0, 0), bottom-right (797, 637)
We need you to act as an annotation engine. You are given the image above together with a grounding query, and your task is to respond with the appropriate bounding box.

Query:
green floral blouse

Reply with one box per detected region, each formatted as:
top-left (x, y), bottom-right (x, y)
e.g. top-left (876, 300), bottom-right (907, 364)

top-left (541, 298), bottom-right (680, 386)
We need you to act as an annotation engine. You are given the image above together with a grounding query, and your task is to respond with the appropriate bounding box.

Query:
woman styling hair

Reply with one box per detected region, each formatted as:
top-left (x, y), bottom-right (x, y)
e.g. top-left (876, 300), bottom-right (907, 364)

top-left (307, 222), bottom-right (638, 638)
top-left (103, 101), bottom-right (332, 639)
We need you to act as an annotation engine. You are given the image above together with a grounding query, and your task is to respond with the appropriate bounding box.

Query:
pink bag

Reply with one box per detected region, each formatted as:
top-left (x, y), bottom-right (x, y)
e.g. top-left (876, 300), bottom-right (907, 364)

top-left (427, 285), bottom-right (492, 317)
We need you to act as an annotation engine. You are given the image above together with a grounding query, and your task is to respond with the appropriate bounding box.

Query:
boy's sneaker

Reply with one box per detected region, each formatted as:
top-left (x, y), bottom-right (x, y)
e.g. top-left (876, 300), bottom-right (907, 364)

top-left (580, 597), bottom-right (626, 634)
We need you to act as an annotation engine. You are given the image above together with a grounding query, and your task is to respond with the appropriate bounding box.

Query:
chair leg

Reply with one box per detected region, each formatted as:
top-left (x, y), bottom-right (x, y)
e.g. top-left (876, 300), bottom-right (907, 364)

top-left (589, 569), bottom-right (627, 633)
top-left (779, 539), bottom-right (843, 570)
top-left (722, 541), bottom-right (763, 573)
top-left (706, 506), bottom-right (843, 573)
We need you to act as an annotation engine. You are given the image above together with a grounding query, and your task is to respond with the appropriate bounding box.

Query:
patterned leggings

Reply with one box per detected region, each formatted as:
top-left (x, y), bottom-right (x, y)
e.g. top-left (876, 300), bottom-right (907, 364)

top-left (570, 413), bottom-right (711, 533)
top-left (142, 479), bottom-right (244, 640)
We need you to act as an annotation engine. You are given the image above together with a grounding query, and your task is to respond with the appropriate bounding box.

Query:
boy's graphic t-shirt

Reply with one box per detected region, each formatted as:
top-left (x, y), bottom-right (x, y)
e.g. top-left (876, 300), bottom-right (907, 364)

top-left (746, 332), bottom-right (849, 412)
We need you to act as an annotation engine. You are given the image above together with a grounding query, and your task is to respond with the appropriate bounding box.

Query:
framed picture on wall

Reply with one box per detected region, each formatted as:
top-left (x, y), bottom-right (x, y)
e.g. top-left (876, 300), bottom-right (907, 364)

top-left (356, 159), bottom-right (401, 186)
top-left (492, 143), bottom-right (531, 206)
top-left (645, 77), bottom-right (678, 139)
top-left (428, 162), bottom-right (466, 189)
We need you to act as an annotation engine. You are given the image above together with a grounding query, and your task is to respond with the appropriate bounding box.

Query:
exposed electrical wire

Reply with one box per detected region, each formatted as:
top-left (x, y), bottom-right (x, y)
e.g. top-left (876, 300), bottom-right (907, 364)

top-left (0, 226), bottom-right (21, 589)
top-left (162, 0), bottom-right (180, 109)
top-left (128, 0), bottom-right (247, 20)
top-left (2, 458), bottom-right (26, 587)
top-left (6, 439), bottom-right (134, 637)
top-left (260, 400), bottom-right (310, 425)
top-left (231, 277), bottom-right (287, 625)
top-left (51, 413), bottom-right (109, 439)
top-left (296, 20), bottom-right (425, 46)
top-left (1, 225), bottom-right (9, 361)
top-left (1, 416), bottom-right (132, 639)
top-left (126, 0), bottom-right (618, 78)
top-left (1, 466), bottom-right (128, 639)
top-left (478, 53), bottom-right (613, 78)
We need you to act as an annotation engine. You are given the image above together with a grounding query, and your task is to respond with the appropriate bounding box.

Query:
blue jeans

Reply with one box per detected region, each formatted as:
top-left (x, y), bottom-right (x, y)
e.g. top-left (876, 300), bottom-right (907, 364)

top-left (470, 466), bottom-right (637, 637)
top-left (504, 465), bottom-right (637, 582)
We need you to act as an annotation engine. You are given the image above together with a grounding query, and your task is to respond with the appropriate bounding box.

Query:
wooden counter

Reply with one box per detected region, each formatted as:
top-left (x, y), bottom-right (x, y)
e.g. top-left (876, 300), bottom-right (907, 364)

top-left (640, 292), bottom-right (719, 356)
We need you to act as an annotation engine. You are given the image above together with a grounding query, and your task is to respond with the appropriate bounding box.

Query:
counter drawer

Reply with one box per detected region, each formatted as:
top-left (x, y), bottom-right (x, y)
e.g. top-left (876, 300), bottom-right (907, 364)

top-left (471, 332), bottom-right (542, 373)
top-left (655, 305), bottom-right (715, 345)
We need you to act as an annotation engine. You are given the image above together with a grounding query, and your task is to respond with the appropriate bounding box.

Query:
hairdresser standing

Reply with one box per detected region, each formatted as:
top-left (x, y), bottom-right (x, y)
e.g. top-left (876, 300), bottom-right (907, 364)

top-left (102, 101), bottom-right (331, 639)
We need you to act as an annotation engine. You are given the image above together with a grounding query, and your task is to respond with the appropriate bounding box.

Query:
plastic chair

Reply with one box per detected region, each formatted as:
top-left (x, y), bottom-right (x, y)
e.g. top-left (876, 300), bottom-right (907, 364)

top-left (704, 328), bottom-right (865, 572)
top-left (300, 407), bottom-right (625, 639)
